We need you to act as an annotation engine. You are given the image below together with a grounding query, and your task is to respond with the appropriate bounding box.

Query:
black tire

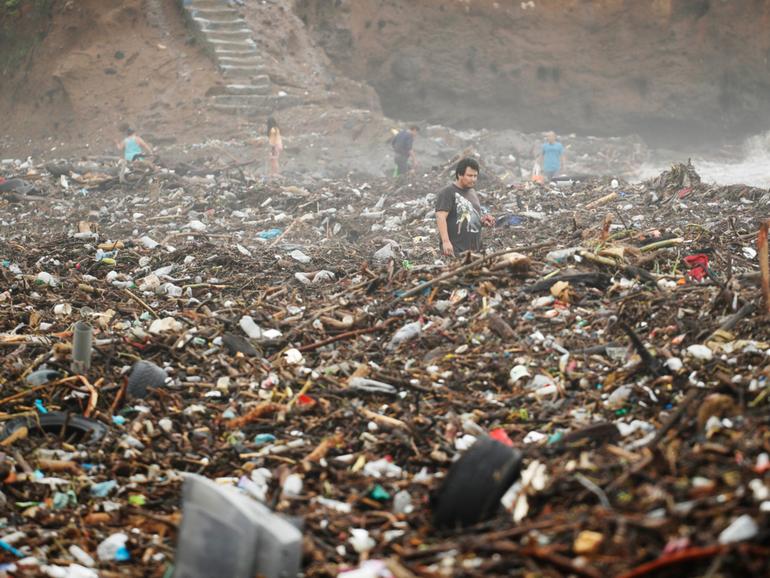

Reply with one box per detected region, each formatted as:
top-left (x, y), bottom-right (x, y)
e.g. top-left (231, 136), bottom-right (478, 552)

top-left (432, 437), bottom-right (522, 528)
top-left (0, 411), bottom-right (108, 443)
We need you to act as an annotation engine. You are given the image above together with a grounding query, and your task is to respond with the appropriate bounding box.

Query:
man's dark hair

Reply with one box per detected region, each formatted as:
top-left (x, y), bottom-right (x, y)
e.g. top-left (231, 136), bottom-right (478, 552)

top-left (409, 125), bottom-right (420, 132)
top-left (455, 157), bottom-right (479, 179)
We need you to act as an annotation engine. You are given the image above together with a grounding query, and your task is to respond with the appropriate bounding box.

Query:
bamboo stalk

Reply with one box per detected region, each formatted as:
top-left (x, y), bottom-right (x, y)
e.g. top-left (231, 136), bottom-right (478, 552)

top-left (123, 288), bottom-right (159, 318)
top-left (579, 251), bottom-right (617, 267)
top-left (759, 220), bottom-right (770, 314)
top-left (584, 191), bottom-right (617, 210)
top-left (640, 237), bottom-right (684, 253)
top-left (388, 247), bottom-right (526, 306)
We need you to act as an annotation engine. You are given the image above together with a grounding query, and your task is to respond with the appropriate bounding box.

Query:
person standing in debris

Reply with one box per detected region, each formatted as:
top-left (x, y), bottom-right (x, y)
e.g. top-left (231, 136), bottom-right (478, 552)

top-left (267, 117), bottom-right (283, 179)
top-left (391, 125), bottom-right (419, 177)
top-left (538, 131), bottom-right (566, 182)
top-left (117, 128), bottom-right (153, 162)
top-left (435, 157), bottom-right (495, 257)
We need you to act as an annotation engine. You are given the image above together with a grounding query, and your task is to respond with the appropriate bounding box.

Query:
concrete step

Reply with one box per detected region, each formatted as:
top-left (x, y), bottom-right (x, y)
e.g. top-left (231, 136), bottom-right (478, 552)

top-left (217, 55), bottom-right (263, 65)
top-left (221, 65), bottom-right (268, 78)
top-left (270, 94), bottom-right (304, 109)
top-left (186, 7), bottom-right (238, 19)
top-left (193, 17), bottom-right (246, 31)
top-left (201, 29), bottom-right (253, 41)
top-left (215, 47), bottom-right (259, 57)
top-left (199, 23), bottom-right (249, 33)
top-left (212, 103), bottom-right (271, 116)
top-left (224, 82), bottom-right (271, 95)
top-left (212, 94), bottom-right (272, 107)
top-left (235, 73), bottom-right (270, 85)
top-left (188, 0), bottom-right (229, 9)
top-left (207, 38), bottom-right (255, 51)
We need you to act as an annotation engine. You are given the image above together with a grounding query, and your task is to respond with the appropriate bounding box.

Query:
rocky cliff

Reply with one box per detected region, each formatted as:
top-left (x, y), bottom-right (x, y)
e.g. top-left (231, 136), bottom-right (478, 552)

top-left (3, 0), bottom-right (768, 159)
top-left (295, 0), bottom-right (770, 146)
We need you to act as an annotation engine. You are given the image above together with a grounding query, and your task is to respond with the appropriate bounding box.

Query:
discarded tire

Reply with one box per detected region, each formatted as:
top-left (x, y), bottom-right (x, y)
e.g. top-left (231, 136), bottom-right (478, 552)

top-left (0, 178), bottom-right (37, 195)
top-left (127, 360), bottom-right (167, 399)
top-left (0, 412), bottom-right (108, 444)
top-left (432, 437), bottom-right (522, 528)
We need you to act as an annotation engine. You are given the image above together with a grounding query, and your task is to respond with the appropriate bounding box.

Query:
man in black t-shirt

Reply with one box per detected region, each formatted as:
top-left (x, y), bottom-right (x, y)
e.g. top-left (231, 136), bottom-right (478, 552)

top-left (435, 158), bottom-right (495, 256)
top-left (391, 126), bottom-right (419, 177)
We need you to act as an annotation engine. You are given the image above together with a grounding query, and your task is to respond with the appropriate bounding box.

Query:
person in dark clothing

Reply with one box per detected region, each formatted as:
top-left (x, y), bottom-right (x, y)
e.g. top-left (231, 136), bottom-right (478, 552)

top-left (435, 158), bottom-right (495, 257)
top-left (391, 125), bottom-right (419, 177)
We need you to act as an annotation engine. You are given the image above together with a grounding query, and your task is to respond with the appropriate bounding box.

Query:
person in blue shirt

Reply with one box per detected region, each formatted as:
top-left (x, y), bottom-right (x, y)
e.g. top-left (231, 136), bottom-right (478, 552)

top-left (117, 127), bottom-right (153, 162)
top-left (538, 131), bottom-right (566, 182)
top-left (391, 125), bottom-right (419, 177)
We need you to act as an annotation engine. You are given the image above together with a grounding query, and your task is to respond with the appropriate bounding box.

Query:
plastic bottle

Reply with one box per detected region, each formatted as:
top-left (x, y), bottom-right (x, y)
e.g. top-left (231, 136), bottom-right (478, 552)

top-left (139, 236), bottom-right (159, 250)
top-left (239, 315), bottom-right (262, 339)
top-left (96, 533), bottom-right (130, 561)
top-left (69, 544), bottom-right (95, 567)
top-left (605, 385), bottom-right (632, 409)
top-left (387, 321), bottom-right (422, 349)
top-left (545, 247), bottom-right (581, 264)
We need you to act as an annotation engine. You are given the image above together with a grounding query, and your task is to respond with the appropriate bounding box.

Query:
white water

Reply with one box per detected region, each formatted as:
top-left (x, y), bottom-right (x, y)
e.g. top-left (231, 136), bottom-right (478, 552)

top-left (637, 131), bottom-right (770, 188)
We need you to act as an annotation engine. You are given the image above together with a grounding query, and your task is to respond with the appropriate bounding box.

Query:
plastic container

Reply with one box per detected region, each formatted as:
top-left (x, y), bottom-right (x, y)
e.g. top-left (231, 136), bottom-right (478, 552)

top-left (126, 361), bottom-right (167, 399)
top-left (239, 315), bottom-right (262, 339)
top-left (173, 474), bottom-right (302, 578)
top-left (36, 271), bottom-right (58, 286)
top-left (162, 283), bottom-right (183, 297)
top-left (71, 321), bottom-right (93, 374)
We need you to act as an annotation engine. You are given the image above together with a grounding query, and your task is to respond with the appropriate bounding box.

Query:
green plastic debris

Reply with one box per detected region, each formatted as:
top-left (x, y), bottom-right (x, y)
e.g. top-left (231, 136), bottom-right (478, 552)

top-left (369, 485), bottom-right (390, 501)
top-left (128, 494), bottom-right (147, 506)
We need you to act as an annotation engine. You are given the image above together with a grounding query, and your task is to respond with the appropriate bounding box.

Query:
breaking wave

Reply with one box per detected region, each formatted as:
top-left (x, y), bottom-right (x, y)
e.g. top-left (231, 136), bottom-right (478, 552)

top-left (637, 130), bottom-right (770, 188)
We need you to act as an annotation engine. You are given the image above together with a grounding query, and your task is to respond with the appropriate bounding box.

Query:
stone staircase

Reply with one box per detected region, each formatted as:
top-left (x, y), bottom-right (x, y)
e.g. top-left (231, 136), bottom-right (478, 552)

top-left (181, 0), bottom-right (286, 116)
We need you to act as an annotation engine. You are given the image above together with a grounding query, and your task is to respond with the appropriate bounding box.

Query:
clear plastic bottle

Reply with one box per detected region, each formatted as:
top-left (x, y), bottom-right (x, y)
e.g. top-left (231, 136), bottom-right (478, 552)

top-left (545, 247), bottom-right (581, 264)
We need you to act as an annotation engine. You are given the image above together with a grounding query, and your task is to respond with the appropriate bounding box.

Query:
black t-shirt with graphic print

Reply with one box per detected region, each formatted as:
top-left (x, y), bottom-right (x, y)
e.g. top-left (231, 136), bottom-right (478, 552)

top-left (435, 183), bottom-right (483, 254)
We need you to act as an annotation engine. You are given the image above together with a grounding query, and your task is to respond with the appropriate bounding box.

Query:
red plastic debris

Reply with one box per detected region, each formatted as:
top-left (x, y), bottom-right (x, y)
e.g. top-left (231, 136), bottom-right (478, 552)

top-left (489, 428), bottom-right (514, 447)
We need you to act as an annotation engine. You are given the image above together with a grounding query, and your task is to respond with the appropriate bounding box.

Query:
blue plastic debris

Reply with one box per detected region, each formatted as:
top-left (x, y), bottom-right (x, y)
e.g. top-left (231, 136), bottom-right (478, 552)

top-left (91, 480), bottom-right (119, 498)
top-left (0, 540), bottom-right (24, 558)
top-left (254, 433), bottom-right (277, 445)
top-left (256, 228), bottom-right (282, 240)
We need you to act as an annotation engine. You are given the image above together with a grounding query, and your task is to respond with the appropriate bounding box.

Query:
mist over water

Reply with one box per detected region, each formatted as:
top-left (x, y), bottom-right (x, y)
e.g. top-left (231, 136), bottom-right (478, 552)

top-left (637, 131), bottom-right (770, 188)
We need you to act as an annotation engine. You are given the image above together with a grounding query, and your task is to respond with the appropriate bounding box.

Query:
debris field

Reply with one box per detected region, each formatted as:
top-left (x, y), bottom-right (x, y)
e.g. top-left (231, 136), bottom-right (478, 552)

top-left (1, 157), bottom-right (770, 578)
